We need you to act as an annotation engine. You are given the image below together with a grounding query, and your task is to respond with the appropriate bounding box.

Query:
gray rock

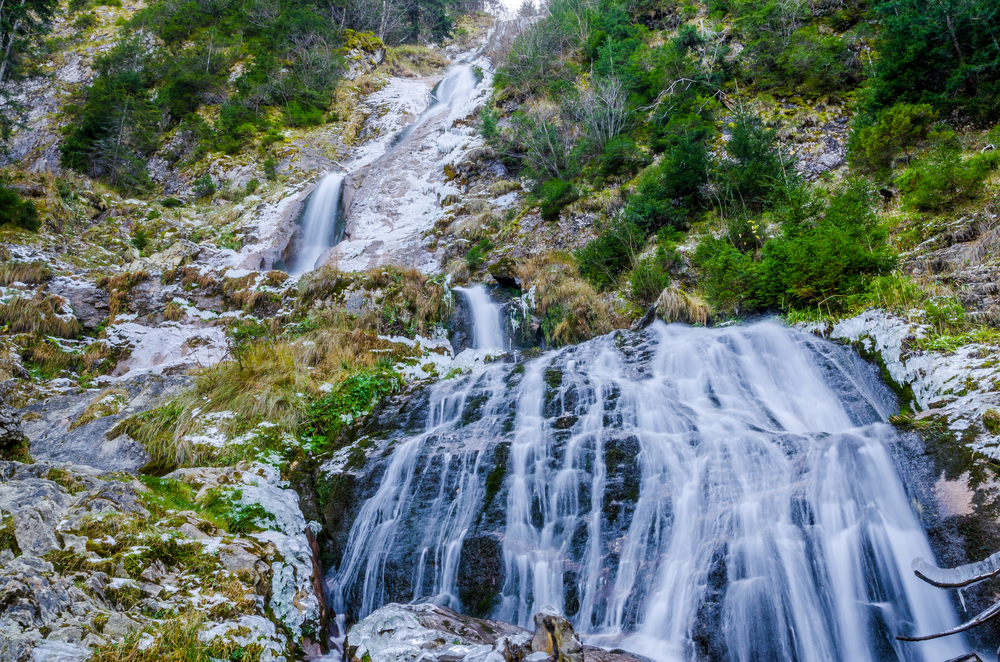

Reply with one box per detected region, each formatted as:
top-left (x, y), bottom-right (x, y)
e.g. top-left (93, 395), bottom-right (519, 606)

top-left (101, 613), bottom-right (141, 637)
top-left (74, 483), bottom-right (150, 519)
top-left (45, 625), bottom-right (84, 643)
top-left (0, 399), bottom-right (28, 461)
top-left (178, 522), bottom-right (211, 540)
top-left (19, 374), bottom-right (190, 472)
top-left (12, 510), bottom-right (60, 557)
top-left (46, 277), bottom-right (109, 331)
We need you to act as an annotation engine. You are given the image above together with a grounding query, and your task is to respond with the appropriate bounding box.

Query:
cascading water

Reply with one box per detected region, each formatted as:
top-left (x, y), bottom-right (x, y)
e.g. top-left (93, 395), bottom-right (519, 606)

top-left (390, 64), bottom-right (479, 147)
top-left (288, 172), bottom-right (345, 276)
top-left (328, 321), bottom-right (968, 661)
top-left (454, 285), bottom-right (505, 350)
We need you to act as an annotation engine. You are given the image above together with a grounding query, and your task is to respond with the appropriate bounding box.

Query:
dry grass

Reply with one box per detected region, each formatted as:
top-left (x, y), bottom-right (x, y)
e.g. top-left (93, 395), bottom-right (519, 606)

top-left (0, 295), bottom-right (81, 337)
top-left (389, 44), bottom-right (449, 76)
top-left (517, 252), bottom-right (625, 346)
top-left (0, 260), bottom-right (52, 285)
top-left (656, 284), bottom-right (709, 325)
top-left (163, 301), bottom-right (184, 321)
top-left (97, 270), bottom-right (150, 319)
top-left (487, 179), bottom-right (522, 196)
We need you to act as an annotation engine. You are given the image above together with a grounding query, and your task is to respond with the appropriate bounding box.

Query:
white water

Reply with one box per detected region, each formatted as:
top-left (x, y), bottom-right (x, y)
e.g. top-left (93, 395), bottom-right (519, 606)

top-left (391, 64), bottom-right (479, 148)
top-left (288, 172), bottom-right (345, 276)
top-left (329, 321), bottom-right (968, 662)
top-left (455, 285), bottom-right (505, 350)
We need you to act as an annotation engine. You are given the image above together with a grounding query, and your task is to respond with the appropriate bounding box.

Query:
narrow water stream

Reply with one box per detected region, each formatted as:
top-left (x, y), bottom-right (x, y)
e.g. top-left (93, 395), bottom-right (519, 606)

top-left (288, 172), bottom-right (345, 276)
top-left (325, 289), bottom-right (968, 662)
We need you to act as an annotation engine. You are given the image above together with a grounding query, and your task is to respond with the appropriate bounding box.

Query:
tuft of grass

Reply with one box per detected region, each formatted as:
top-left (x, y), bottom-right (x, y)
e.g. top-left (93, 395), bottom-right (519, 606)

top-left (656, 284), bottom-right (708, 326)
top-left (517, 252), bottom-right (627, 346)
top-left (89, 614), bottom-right (265, 662)
top-left (96, 270), bottom-right (150, 319)
top-left (0, 260), bottom-right (52, 285)
top-left (0, 295), bottom-right (81, 337)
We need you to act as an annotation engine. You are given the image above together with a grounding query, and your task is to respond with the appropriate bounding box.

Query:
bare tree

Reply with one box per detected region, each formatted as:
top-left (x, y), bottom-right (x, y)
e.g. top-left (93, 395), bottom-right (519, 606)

top-left (573, 75), bottom-right (631, 152)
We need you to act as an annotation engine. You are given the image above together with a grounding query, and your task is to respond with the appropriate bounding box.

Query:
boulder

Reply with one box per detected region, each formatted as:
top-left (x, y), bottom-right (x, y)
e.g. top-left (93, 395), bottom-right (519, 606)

top-left (530, 607), bottom-right (582, 662)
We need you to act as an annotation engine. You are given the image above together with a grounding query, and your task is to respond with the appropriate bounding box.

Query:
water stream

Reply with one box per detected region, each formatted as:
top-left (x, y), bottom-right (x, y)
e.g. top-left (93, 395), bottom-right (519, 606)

top-left (390, 64), bottom-right (479, 148)
top-left (327, 301), bottom-right (968, 661)
top-left (454, 285), bottom-right (505, 350)
top-left (288, 172), bottom-right (345, 276)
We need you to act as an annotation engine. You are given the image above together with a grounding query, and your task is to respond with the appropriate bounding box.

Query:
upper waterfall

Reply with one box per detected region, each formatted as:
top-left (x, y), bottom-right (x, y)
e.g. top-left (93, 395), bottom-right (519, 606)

top-left (455, 285), bottom-right (505, 350)
top-left (328, 321), bottom-right (967, 662)
top-left (288, 172), bottom-right (345, 276)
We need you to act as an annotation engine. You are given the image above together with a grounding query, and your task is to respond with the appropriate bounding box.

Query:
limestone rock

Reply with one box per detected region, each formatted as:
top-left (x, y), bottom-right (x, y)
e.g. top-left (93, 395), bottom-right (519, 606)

top-left (530, 608), bottom-right (583, 662)
top-left (12, 510), bottom-right (59, 557)
top-left (46, 277), bottom-right (109, 331)
top-left (102, 613), bottom-right (141, 638)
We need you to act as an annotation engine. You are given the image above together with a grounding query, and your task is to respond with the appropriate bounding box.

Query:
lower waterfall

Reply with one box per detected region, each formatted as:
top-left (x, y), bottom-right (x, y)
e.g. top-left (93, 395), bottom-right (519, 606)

top-left (288, 172), bottom-right (345, 276)
top-left (327, 320), bottom-right (967, 662)
top-left (454, 285), bottom-right (505, 350)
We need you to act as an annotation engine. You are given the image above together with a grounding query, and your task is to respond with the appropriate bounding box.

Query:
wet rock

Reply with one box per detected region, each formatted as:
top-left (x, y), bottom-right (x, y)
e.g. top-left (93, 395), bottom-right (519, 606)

top-left (530, 608), bottom-right (583, 662)
top-left (344, 603), bottom-right (531, 662)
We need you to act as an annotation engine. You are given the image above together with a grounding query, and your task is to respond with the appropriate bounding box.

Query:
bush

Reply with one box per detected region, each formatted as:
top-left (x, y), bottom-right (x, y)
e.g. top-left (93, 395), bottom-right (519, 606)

top-left (191, 174), bottom-right (216, 198)
top-left (599, 135), bottom-right (649, 179)
top-left (537, 178), bottom-right (577, 221)
top-left (692, 237), bottom-right (760, 316)
top-left (715, 110), bottom-right (791, 210)
top-left (577, 218), bottom-right (646, 290)
top-left (285, 100), bottom-right (324, 127)
top-left (263, 157), bottom-right (278, 181)
top-left (465, 238), bottom-right (494, 270)
top-left (245, 178), bottom-right (259, 195)
top-left (624, 132), bottom-right (708, 233)
top-left (848, 103), bottom-right (938, 173)
top-left (73, 11), bottom-right (97, 29)
top-left (161, 197), bottom-right (182, 208)
top-left (895, 146), bottom-right (999, 212)
top-left (0, 187), bottom-right (40, 232)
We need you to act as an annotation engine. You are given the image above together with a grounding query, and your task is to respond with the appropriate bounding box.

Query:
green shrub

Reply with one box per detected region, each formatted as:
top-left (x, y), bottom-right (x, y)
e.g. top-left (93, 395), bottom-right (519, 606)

top-left (538, 178), bottom-right (577, 221)
top-left (714, 110), bottom-right (791, 211)
top-left (306, 369), bottom-right (402, 454)
top-left (245, 178), bottom-right (260, 195)
top-left (577, 218), bottom-right (646, 290)
top-left (192, 174), bottom-right (216, 198)
top-left (263, 157), bottom-right (278, 181)
top-left (599, 135), bottom-right (649, 179)
top-left (0, 187), bottom-right (40, 232)
top-left (161, 197), bottom-right (182, 208)
top-left (848, 103), bottom-right (938, 173)
top-left (692, 237), bottom-right (760, 316)
top-left (132, 225), bottom-right (149, 252)
top-left (895, 146), bottom-right (999, 212)
top-left (465, 238), bottom-right (494, 269)
top-left (285, 100), bottom-right (324, 127)
top-left (72, 11), bottom-right (97, 29)
top-left (625, 132), bottom-right (708, 232)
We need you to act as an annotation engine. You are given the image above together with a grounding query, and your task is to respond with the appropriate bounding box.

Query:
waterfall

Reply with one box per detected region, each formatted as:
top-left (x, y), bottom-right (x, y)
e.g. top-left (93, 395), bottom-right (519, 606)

top-left (390, 64), bottom-right (478, 147)
top-left (288, 172), bottom-right (345, 276)
top-left (328, 321), bottom-right (968, 662)
top-left (455, 285), bottom-right (505, 350)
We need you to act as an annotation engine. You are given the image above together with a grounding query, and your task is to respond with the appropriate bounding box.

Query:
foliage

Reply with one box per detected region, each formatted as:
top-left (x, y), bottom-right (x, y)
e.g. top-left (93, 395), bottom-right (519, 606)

top-left (577, 218), bottom-right (646, 290)
top-left (862, 0), bottom-right (1000, 124)
top-left (0, 0), bottom-right (59, 143)
top-left (537, 178), bottom-right (577, 221)
top-left (895, 146), bottom-right (999, 212)
top-left (624, 130), bottom-right (709, 232)
top-left (847, 103), bottom-right (938, 173)
top-left (713, 110), bottom-right (791, 212)
top-left (629, 229), bottom-right (682, 306)
top-left (0, 187), bottom-right (39, 232)
top-left (465, 238), bottom-right (494, 269)
top-left (306, 369), bottom-right (402, 453)
top-left (693, 179), bottom-right (897, 315)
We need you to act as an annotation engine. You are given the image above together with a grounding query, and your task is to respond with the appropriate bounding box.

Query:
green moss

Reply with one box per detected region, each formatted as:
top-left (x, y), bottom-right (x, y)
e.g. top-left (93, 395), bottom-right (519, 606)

top-left (483, 443), bottom-right (509, 510)
top-left (201, 487), bottom-right (275, 534)
top-left (0, 516), bottom-right (21, 556)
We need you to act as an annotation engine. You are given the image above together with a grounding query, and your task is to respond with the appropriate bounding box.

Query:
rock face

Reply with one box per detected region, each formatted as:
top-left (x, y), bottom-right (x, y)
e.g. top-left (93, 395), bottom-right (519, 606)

top-left (343, 603), bottom-right (651, 662)
top-left (21, 374), bottom-right (191, 471)
top-left (0, 459), bottom-right (323, 661)
top-left (0, 399), bottom-right (28, 461)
